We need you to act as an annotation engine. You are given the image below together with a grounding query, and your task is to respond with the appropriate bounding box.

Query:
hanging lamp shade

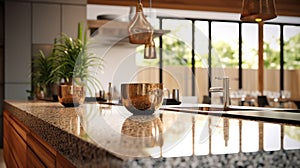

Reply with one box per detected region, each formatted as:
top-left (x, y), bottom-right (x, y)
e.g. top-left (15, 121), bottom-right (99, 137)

top-left (144, 33), bottom-right (157, 59)
top-left (128, 0), bottom-right (157, 59)
top-left (128, 0), bottom-right (153, 44)
top-left (240, 0), bottom-right (277, 22)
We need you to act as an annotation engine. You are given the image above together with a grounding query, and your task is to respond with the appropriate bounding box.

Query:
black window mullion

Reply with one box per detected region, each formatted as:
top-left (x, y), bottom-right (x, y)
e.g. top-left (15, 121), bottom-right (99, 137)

top-left (156, 16), bottom-right (297, 99)
top-left (208, 21), bottom-right (212, 97)
top-left (280, 24), bottom-right (284, 93)
top-left (159, 18), bottom-right (163, 84)
top-left (192, 20), bottom-right (195, 96)
top-left (239, 22), bottom-right (243, 89)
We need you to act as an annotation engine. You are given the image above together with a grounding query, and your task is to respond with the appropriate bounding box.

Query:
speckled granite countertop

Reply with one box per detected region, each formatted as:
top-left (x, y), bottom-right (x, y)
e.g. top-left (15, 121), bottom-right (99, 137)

top-left (4, 100), bottom-right (300, 167)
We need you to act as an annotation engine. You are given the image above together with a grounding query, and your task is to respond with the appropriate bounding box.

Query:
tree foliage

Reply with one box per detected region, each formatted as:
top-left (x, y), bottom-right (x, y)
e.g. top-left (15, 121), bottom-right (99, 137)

top-left (139, 32), bottom-right (300, 70)
top-left (213, 41), bottom-right (239, 68)
top-left (137, 36), bottom-right (191, 66)
top-left (263, 42), bottom-right (280, 69)
top-left (284, 33), bottom-right (300, 69)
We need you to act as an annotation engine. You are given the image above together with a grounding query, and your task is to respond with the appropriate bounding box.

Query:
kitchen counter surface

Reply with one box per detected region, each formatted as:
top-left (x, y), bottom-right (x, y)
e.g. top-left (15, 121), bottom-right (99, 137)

top-left (4, 100), bottom-right (300, 167)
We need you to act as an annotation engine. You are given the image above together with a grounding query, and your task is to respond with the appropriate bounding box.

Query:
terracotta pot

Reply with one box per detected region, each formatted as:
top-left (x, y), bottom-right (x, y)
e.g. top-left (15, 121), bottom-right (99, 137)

top-left (58, 83), bottom-right (85, 107)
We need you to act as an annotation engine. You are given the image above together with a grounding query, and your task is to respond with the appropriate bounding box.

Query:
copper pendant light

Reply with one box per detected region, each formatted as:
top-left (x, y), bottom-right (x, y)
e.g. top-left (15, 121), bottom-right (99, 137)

top-left (128, 0), bottom-right (156, 59)
top-left (144, 32), bottom-right (157, 59)
top-left (128, 0), bottom-right (153, 44)
top-left (240, 0), bottom-right (277, 22)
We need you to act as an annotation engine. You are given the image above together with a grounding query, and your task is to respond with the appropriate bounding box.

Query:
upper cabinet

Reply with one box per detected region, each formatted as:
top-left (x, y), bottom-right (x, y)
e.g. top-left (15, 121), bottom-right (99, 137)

top-left (62, 5), bottom-right (86, 39)
top-left (87, 0), bottom-right (300, 17)
top-left (32, 3), bottom-right (61, 44)
top-left (4, 0), bottom-right (87, 100)
top-left (5, 1), bottom-right (31, 84)
top-left (33, 3), bottom-right (86, 43)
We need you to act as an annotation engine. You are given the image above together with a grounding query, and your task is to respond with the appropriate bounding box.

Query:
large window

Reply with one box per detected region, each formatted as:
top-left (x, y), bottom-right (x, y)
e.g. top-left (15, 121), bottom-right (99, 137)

top-left (284, 26), bottom-right (300, 70)
top-left (152, 17), bottom-right (300, 103)
top-left (264, 25), bottom-right (280, 69)
top-left (195, 21), bottom-right (209, 100)
top-left (242, 23), bottom-right (258, 69)
top-left (284, 25), bottom-right (300, 99)
top-left (240, 23), bottom-right (259, 99)
top-left (161, 19), bottom-right (193, 97)
top-left (263, 25), bottom-right (280, 96)
top-left (211, 22), bottom-right (239, 68)
top-left (87, 5), bottom-right (300, 104)
top-left (211, 22), bottom-right (239, 92)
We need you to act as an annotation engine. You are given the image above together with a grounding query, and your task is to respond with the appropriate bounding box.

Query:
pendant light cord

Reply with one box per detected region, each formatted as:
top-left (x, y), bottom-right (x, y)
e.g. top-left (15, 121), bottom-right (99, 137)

top-left (149, 0), bottom-right (152, 22)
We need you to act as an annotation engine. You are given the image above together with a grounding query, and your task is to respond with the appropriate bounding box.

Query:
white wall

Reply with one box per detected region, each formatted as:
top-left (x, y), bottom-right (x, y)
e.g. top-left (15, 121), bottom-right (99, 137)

top-left (86, 23), bottom-right (139, 97)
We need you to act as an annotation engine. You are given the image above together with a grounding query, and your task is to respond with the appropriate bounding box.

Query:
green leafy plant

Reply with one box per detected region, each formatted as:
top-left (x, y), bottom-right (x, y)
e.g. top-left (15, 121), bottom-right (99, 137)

top-left (31, 49), bottom-right (59, 99)
top-left (32, 50), bottom-right (58, 85)
top-left (31, 22), bottom-right (103, 99)
top-left (52, 22), bottom-right (103, 94)
top-left (54, 34), bottom-right (86, 83)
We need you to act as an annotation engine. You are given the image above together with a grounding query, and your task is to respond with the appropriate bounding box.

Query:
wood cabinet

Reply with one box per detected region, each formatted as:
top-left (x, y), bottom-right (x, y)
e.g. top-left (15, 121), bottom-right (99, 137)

top-left (3, 110), bottom-right (75, 168)
top-left (27, 147), bottom-right (47, 168)
top-left (32, 3), bottom-right (61, 44)
top-left (27, 134), bottom-right (56, 168)
top-left (4, 110), bottom-right (28, 168)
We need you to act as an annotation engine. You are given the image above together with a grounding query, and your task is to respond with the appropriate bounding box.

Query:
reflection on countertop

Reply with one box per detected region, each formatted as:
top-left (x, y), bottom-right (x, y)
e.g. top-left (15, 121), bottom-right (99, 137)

top-left (83, 104), bottom-right (300, 159)
top-left (4, 100), bottom-right (300, 167)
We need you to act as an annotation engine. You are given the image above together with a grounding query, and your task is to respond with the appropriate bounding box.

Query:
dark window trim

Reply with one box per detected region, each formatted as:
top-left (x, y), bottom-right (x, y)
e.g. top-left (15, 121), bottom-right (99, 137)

top-left (280, 24), bottom-right (284, 93)
top-left (157, 16), bottom-right (300, 96)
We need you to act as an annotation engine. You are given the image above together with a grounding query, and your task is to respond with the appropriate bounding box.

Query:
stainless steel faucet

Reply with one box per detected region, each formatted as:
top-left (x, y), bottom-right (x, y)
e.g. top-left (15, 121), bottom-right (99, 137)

top-left (209, 77), bottom-right (230, 109)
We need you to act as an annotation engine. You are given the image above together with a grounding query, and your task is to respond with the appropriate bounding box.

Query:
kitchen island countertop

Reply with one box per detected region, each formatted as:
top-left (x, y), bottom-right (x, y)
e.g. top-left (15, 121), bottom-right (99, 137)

top-left (3, 100), bottom-right (300, 167)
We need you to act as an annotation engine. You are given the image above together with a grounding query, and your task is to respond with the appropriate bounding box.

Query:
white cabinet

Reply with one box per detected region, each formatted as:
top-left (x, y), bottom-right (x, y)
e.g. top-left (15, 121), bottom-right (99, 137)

top-left (32, 3), bottom-right (61, 44)
top-left (5, 84), bottom-right (31, 100)
top-left (32, 3), bottom-right (86, 43)
top-left (5, 1), bottom-right (32, 100)
top-left (5, 1), bottom-right (87, 100)
top-left (5, 1), bottom-right (31, 83)
top-left (62, 5), bottom-right (86, 39)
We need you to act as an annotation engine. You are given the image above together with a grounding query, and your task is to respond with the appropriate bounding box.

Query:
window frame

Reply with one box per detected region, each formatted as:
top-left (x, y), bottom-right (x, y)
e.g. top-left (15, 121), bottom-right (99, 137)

top-left (157, 16), bottom-right (300, 96)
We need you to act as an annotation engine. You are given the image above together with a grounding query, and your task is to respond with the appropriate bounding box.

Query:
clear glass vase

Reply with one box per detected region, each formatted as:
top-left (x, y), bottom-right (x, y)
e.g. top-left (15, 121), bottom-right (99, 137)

top-left (58, 79), bottom-right (85, 107)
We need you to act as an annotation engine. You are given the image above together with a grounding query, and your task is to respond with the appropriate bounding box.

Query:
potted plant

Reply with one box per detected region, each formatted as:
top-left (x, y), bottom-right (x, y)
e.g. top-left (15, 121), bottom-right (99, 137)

top-left (32, 49), bottom-right (59, 101)
top-left (53, 22), bottom-right (103, 107)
